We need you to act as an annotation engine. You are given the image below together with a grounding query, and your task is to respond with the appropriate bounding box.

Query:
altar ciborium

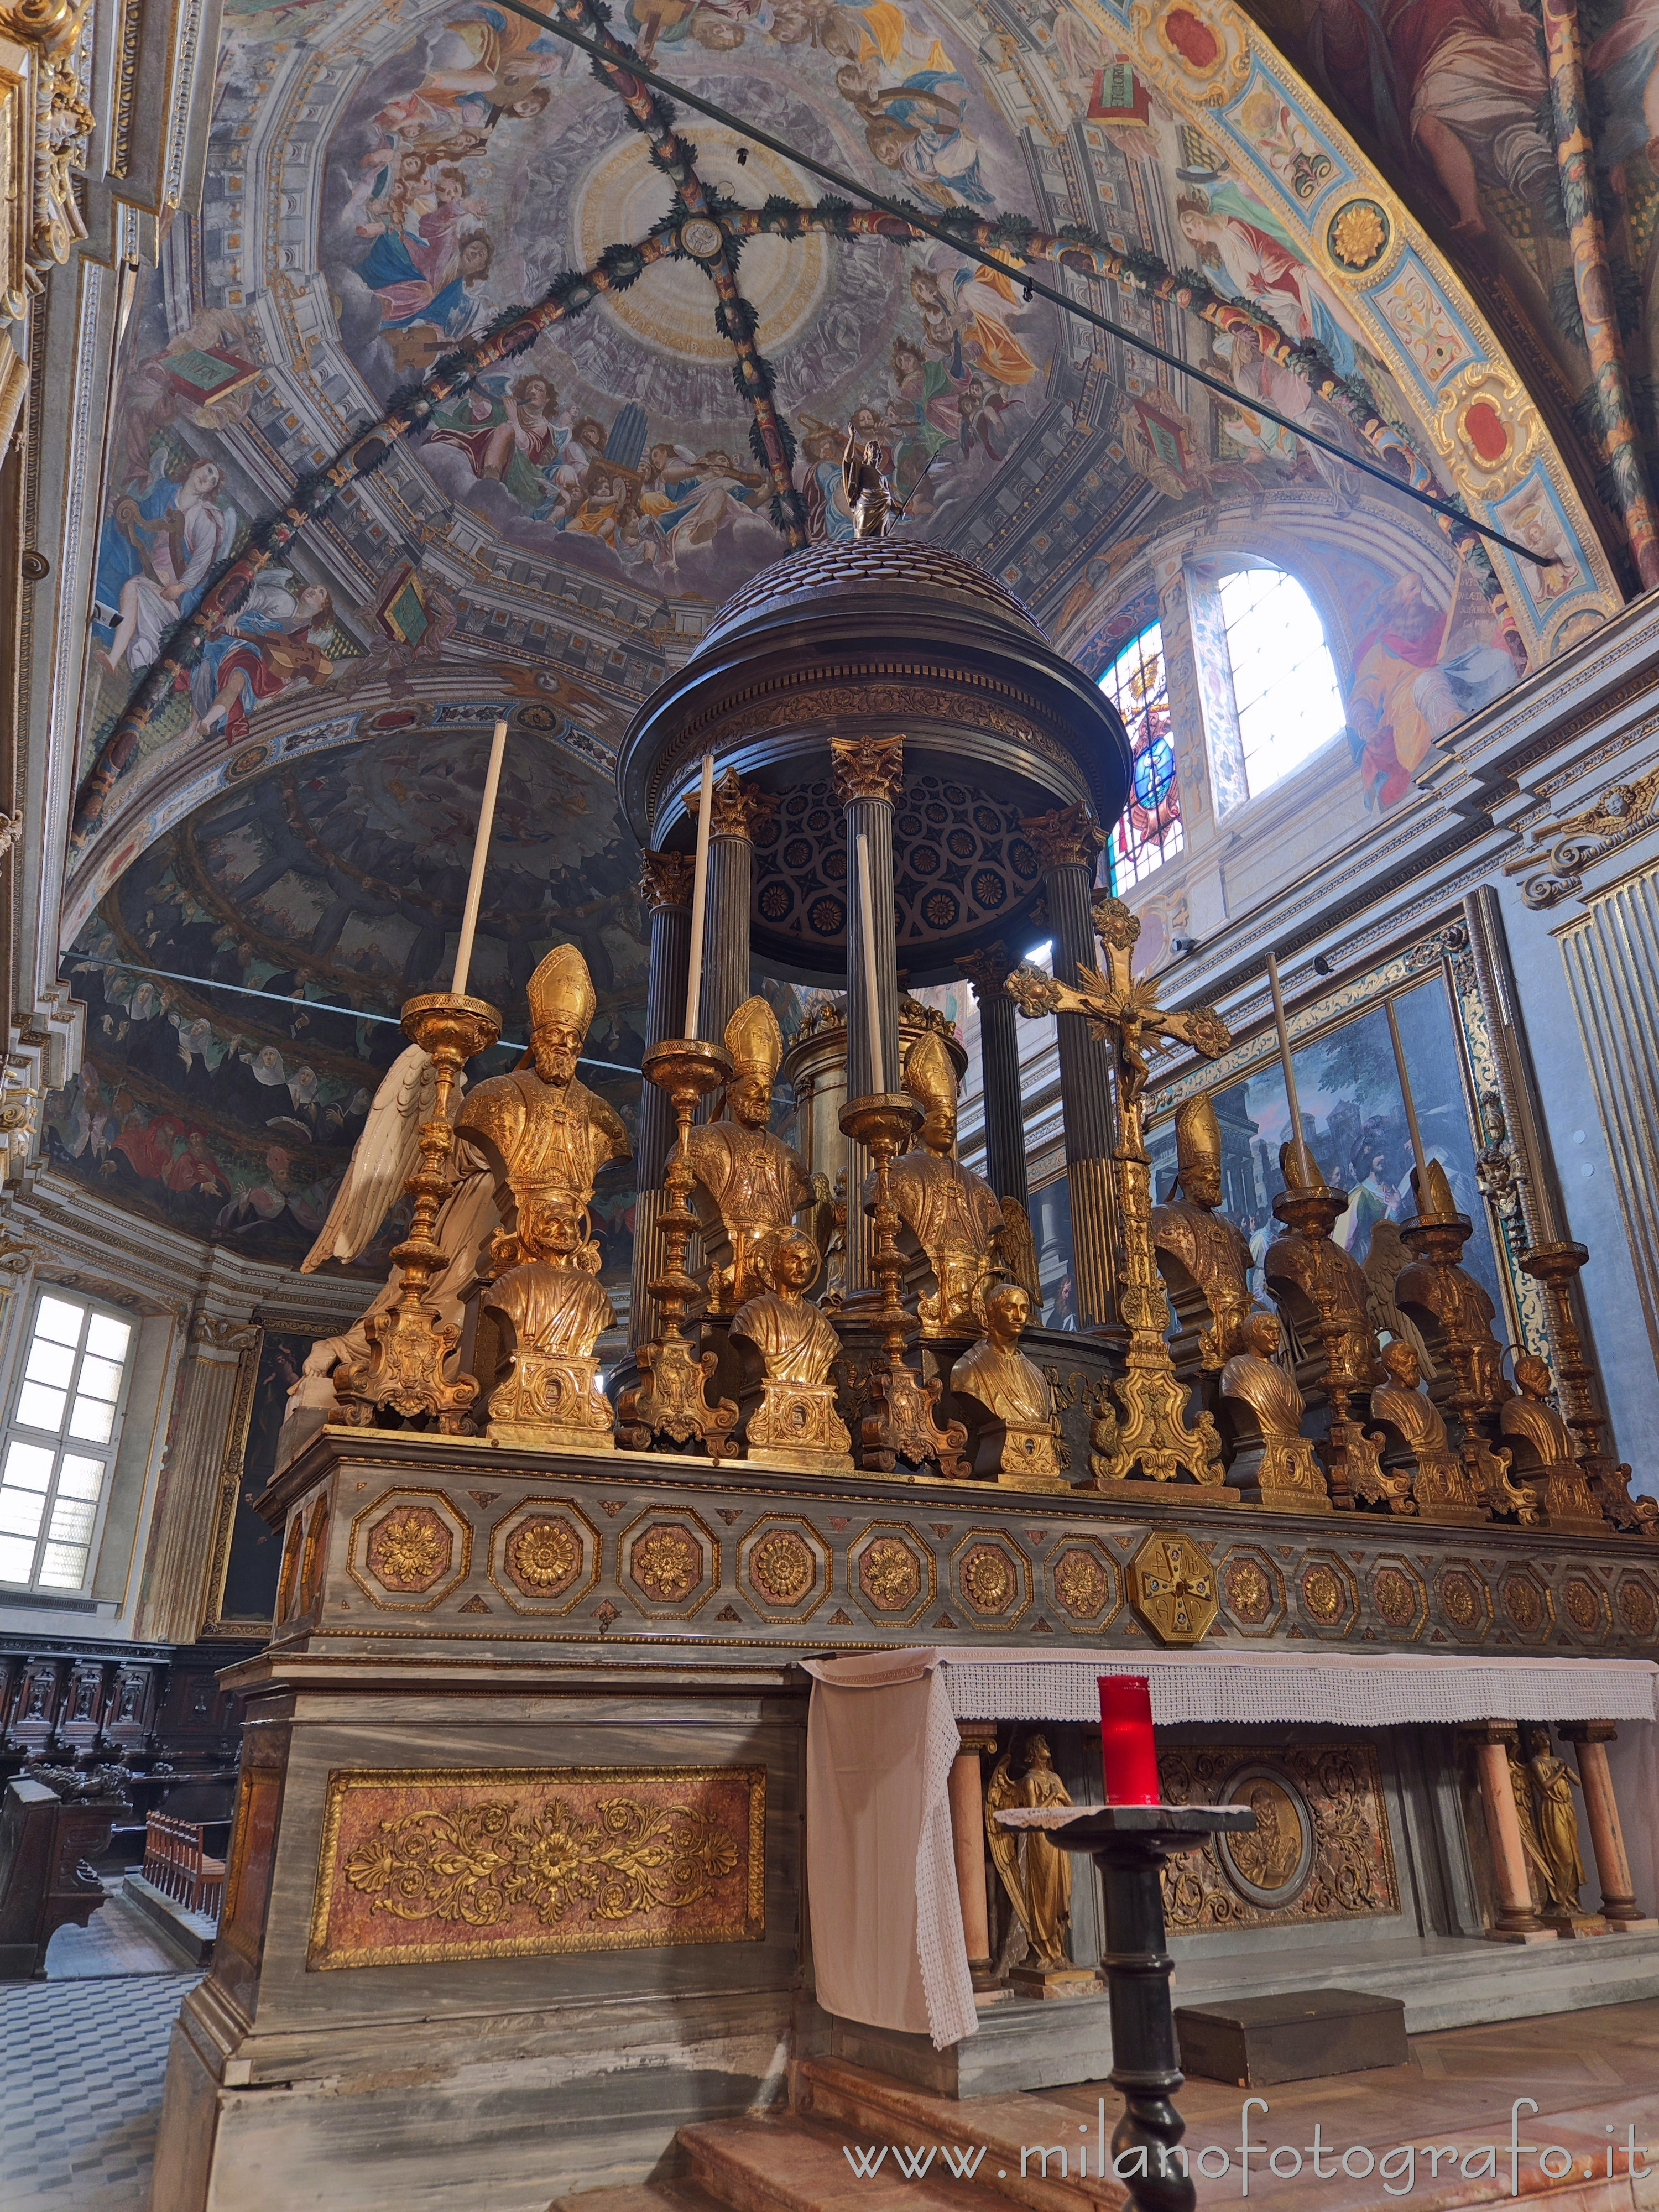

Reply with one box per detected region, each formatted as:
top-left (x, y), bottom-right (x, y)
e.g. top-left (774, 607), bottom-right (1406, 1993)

top-left (839, 1091), bottom-right (969, 1480)
top-left (617, 1037), bottom-right (739, 1458)
top-left (335, 989), bottom-right (500, 1432)
top-left (996, 1802), bottom-right (1255, 2212)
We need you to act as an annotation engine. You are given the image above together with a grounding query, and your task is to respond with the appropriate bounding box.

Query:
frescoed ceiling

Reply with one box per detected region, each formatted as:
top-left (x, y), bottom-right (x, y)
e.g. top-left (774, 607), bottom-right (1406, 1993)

top-left (52, 0), bottom-right (1644, 1257)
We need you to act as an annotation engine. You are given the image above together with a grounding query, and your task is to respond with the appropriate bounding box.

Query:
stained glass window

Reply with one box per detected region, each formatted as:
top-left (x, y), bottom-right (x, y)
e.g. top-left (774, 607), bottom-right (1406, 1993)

top-left (1098, 622), bottom-right (1182, 886)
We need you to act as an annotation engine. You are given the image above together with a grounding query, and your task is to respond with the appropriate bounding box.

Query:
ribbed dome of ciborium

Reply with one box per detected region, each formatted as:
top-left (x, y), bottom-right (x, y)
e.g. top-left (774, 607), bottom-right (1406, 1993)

top-left (617, 535), bottom-right (1131, 987)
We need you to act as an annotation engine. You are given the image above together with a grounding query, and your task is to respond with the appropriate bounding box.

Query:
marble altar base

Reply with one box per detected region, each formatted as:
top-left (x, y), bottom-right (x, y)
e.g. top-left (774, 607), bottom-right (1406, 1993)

top-left (146, 1426), bottom-right (1659, 2208)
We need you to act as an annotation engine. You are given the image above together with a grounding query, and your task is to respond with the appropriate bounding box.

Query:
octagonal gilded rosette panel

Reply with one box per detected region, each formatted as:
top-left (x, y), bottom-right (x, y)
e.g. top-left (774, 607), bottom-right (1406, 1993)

top-left (619, 1509), bottom-right (720, 1620)
top-left (349, 1489), bottom-right (472, 1613)
top-left (1220, 1546), bottom-right (1287, 1637)
top-left (950, 1530), bottom-right (1031, 1629)
top-left (1045, 1534), bottom-right (1121, 1634)
top-left (1434, 1561), bottom-right (1493, 1643)
top-left (848, 1522), bottom-right (936, 1630)
top-left (739, 1517), bottom-right (830, 1625)
top-left (488, 1498), bottom-right (602, 1616)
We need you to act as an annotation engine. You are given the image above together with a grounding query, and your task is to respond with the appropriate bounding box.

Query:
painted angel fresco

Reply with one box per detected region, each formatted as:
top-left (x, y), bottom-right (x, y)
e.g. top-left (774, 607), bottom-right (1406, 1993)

top-left (1345, 570), bottom-right (1518, 807)
top-left (180, 572), bottom-right (338, 744)
top-left (93, 457), bottom-right (239, 677)
top-left (1306, 0), bottom-right (1553, 236)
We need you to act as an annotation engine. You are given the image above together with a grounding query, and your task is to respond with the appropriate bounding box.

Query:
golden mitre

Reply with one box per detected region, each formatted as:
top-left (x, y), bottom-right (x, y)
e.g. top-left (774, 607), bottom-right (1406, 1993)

top-left (526, 943), bottom-right (597, 1039)
top-left (1411, 1157), bottom-right (1460, 1220)
top-left (902, 1030), bottom-right (958, 1114)
top-left (724, 994), bottom-right (783, 1087)
top-left (1278, 1136), bottom-right (1329, 1190)
top-left (1175, 1093), bottom-right (1222, 1175)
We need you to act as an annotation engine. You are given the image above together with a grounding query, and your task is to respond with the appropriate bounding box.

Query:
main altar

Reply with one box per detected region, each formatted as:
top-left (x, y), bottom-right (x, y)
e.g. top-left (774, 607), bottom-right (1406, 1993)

top-left (150, 533), bottom-right (1659, 2212)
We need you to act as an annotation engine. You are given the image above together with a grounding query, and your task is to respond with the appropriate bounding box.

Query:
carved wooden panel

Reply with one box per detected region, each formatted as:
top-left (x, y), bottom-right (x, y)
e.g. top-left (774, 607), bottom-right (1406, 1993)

top-left (1157, 1741), bottom-right (1399, 1932)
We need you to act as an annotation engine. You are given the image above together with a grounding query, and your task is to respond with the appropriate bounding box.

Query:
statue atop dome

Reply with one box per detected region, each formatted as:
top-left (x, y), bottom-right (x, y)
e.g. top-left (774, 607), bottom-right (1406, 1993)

top-left (843, 427), bottom-right (893, 540)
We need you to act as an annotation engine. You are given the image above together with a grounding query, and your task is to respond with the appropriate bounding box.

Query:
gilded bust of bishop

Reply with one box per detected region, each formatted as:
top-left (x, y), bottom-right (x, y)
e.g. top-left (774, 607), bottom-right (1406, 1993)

top-left (456, 942), bottom-right (631, 1253)
top-left (681, 994), bottom-right (811, 1315)
top-left (878, 1030), bottom-right (1005, 1337)
top-left (1150, 1093), bottom-right (1254, 1370)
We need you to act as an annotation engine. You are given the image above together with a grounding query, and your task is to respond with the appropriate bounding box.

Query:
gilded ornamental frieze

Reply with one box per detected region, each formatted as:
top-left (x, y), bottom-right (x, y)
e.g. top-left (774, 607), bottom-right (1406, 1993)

top-left (268, 1434), bottom-right (1659, 1657)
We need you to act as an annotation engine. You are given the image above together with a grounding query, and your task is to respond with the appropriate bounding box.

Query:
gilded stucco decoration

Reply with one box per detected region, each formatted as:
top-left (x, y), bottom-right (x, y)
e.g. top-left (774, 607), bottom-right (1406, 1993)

top-left (952, 1532), bottom-right (1032, 1625)
top-left (1048, 1538), bottom-right (1121, 1630)
top-left (309, 1765), bottom-right (766, 1967)
top-left (849, 1524), bottom-right (935, 1627)
top-left (1436, 1564), bottom-right (1491, 1639)
top-left (620, 1512), bottom-right (718, 1616)
top-left (738, 1518), bottom-right (830, 1622)
top-left (1503, 757), bottom-right (1659, 910)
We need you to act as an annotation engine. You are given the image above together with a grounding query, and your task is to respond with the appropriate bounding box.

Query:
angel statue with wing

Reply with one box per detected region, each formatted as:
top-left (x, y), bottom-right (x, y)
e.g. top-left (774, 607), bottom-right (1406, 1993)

top-left (276, 943), bottom-right (628, 1464)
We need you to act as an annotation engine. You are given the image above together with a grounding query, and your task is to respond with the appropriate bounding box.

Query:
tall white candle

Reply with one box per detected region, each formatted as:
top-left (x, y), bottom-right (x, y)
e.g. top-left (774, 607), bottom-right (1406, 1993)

top-left (1264, 949), bottom-right (1312, 1187)
top-left (684, 752), bottom-right (714, 1040)
top-left (856, 830), bottom-right (884, 1094)
top-left (450, 718), bottom-right (508, 999)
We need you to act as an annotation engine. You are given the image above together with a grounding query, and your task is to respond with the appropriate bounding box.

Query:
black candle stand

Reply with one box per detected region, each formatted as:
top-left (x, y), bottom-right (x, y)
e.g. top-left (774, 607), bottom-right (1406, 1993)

top-left (995, 1803), bottom-right (1255, 2212)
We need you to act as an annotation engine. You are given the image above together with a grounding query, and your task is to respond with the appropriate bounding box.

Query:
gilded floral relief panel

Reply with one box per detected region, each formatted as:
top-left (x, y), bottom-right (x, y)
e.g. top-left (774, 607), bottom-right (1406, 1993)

top-left (1157, 1741), bottom-right (1399, 1932)
top-left (309, 1764), bottom-right (766, 1968)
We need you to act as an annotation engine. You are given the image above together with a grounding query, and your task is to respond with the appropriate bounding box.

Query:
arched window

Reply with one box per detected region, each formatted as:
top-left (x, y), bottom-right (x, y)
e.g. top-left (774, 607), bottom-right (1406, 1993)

top-left (1216, 566), bottom-right (1345, 800)
top-left (1098, 621), bottom-right (1182, 887)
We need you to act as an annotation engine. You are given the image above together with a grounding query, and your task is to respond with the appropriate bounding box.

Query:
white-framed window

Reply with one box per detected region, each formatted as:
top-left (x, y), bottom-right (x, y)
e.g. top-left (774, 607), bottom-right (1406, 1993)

top-left (0, 1290), bottom-right (135, 1592)
top-left (1217, 566), bottom-right (1345, 800)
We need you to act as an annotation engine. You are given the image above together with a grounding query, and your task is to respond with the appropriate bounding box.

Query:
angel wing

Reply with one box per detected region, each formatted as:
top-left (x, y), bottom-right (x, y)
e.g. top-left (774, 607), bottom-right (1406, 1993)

top-left (1359, 1219), bottom-right (1436, 1381)
top-left (997, 1195), bottom-right (1041, 1301)
top-left (799, 1171), bottom-right (836, 1260)
top-left (300, 1042), bottom-right (438, 1272)
top-left (983, 1750), bottom-right (1028, 1928)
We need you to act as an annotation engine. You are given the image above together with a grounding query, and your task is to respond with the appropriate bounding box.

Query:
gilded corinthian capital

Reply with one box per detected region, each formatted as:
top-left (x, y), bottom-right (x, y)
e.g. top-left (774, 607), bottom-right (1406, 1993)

top-left (687, 768), bottom-right (778, 842)
top-left (1020, 803), bottom-right (1104, 873)
top-left (830, 733), bottom-right (905, 806)
top-left (957, 942), bottom-right (1013, 999)
top-left (638, 848), bottom-right (695, 914)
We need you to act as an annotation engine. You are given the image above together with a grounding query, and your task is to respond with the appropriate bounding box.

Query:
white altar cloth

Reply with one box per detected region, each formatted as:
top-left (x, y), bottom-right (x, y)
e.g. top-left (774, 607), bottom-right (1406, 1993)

top-left (802, 1650), bottom-right (978, 2052)
top-left (937, 1648), bottom-right (1659, 1728)
top-left (802, 1647), bottom-right (1659, 2053)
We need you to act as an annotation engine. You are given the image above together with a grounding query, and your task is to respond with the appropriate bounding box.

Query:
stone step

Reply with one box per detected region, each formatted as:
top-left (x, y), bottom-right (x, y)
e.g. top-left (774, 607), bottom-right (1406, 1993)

top-left (679, 2114), bottom-right (1004, 2212)
top-left (790, 2059), bottom-right (1125, 2212)
top-left (547, 2182), bottom-right (724, 2212)
top-left (1170, 1927), bottom-right (1659, 2038)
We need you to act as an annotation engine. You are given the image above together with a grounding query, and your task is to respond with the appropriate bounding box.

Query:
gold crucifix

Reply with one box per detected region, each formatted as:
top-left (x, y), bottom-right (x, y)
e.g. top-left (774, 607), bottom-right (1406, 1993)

top-left (1009, 896), bottom-right (1234, 1489)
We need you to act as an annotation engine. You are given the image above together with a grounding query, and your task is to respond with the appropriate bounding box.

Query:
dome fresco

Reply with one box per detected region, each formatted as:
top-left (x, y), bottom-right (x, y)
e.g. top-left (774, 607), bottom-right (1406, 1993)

top-left (53, 0), bottom-right (1650, 1244)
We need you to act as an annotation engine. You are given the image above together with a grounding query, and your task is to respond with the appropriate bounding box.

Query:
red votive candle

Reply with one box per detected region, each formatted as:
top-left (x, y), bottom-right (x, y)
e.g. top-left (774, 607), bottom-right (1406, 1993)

top-left (1098, 1673), bottom-right (1160, 1805)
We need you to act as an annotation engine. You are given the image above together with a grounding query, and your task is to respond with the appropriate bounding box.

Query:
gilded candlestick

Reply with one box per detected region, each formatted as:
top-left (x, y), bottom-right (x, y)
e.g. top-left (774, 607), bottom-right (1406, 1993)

top-left (335, 989), bottom-right (501, 1432)
top-left (839, 1091), bottom-right (968, 1479)
top-left (617, 1038), bottom-right (739, 1457)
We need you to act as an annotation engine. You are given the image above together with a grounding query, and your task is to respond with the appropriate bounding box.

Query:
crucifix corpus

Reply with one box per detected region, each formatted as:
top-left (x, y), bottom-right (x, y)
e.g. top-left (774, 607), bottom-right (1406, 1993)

top-left (1010, 895), bottom-right (1233, 1488)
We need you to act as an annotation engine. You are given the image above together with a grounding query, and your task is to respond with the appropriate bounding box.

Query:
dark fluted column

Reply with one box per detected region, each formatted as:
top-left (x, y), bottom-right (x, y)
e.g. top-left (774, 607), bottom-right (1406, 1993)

top-left (630, 849), bottom-right (694, 1349)
top-left (833, 734), bottom-right (904, 1301)
top-left (1024, 805), bottom-right (1118, 1332)
top-left (693, 768), bottom-right (775, 1050)
top-left (957, 943), bottom-right (1027, 1208)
